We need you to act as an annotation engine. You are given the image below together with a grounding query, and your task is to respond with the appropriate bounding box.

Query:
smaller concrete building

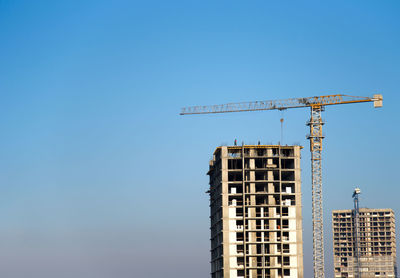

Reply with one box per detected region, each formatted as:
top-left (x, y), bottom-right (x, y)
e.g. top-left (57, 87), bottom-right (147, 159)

top-left (332, 208), bottom-right (397, 277)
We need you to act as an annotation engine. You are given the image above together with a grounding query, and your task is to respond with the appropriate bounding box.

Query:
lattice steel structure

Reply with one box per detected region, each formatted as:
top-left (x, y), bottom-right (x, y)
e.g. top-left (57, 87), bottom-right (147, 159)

top-left (307, 106), bottom-right (325, 278)
top-left (352, 188), bottom-right (361, 278)
top-left (180, 94), bottom-right (383, 278)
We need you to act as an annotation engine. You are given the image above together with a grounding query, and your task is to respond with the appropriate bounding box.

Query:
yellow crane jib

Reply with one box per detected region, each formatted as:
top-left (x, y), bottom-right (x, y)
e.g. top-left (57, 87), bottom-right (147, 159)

top-left (180, 94), bottom-right (382, 115)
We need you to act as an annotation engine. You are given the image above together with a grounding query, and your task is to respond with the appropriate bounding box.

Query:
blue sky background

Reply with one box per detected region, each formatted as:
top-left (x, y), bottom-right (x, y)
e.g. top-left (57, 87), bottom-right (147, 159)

top-left (0, 1), bottom-right (399, 277)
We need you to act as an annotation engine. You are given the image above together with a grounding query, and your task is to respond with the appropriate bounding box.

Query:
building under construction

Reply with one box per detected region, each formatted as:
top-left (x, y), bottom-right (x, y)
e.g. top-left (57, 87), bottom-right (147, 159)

top-left (332, 208), bottom-right (397, 277)
top-left (208, 145), bottom-right (303, 278)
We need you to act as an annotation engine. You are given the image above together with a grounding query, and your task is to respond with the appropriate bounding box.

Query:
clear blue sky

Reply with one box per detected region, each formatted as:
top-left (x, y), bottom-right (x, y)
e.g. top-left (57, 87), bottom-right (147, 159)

top-left (0, 1), bottom-right (399, 277)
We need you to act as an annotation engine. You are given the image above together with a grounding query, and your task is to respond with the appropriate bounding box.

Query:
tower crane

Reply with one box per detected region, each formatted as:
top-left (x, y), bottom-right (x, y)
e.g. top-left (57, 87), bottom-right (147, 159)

top-left (180, 94), bottom-right (383, 278)
top-left (352, 188), bottom-right (361, 278)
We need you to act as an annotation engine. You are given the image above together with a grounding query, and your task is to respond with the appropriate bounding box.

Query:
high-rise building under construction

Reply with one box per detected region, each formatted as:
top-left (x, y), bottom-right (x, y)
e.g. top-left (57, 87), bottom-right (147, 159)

top-left (208, 145), bottom-right (304, 278)
top-left (332, 208), bottom-right (397, 277)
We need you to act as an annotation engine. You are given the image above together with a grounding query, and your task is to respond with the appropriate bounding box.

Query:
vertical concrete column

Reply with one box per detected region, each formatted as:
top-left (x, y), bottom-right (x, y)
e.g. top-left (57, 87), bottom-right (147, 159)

top-left (249, 157), bottom-right (257, 270)
top-left (220, 147), bottom-right (231, 278)
top-left (294, 146), bottom-right (304, 278)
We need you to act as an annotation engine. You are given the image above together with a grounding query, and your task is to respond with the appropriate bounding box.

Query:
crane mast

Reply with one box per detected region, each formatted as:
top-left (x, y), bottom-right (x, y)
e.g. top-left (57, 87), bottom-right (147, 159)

top-left (181, 94), bottom-right (382, 278)
top-left (353, 188), bottom-right (361, 278)
top-left (307, 105), bottom-right (325, 277)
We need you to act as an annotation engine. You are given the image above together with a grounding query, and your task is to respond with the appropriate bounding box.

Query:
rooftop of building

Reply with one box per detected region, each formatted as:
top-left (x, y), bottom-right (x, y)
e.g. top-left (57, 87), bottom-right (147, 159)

top-left (211, 144), bottom-right (303, 156)
top-left (333, 208), bottom-right (394, 214)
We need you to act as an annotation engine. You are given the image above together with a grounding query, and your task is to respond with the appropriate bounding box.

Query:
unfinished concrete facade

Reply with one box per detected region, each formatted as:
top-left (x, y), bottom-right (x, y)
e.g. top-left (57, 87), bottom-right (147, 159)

top-left (208, 145), bottom-right (304, 278)
top-left (332, 208), bottom-right (397, 277)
